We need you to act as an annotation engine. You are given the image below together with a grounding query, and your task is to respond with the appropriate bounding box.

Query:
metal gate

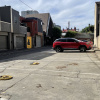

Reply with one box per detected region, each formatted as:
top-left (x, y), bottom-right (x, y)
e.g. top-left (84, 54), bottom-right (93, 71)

top-left (0, 36), bottom-right (8, 50)
top-left (16, 36), bottom-right (24, 49)
top-left (36, 35), bottom-right (41, 47)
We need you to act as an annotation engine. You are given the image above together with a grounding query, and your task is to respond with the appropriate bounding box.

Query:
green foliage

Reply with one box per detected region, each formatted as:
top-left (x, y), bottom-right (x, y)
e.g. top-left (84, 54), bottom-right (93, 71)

top-left (81, 25), bottom-right (94, 33)
top-left (64, 30), bottom-right (77, 38)
top-left (52, 27), bottom-right (62, 38)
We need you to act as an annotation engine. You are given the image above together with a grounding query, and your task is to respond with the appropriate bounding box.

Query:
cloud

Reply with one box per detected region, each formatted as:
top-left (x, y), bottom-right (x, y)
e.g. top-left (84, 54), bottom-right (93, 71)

top-left (0, 0), bottom-right (97, 30)
top-left (51, 0), bottom-right (95, 30)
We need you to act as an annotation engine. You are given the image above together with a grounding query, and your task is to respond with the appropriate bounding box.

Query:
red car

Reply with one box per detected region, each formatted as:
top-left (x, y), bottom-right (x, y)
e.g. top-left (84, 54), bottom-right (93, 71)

top-left (53, 38), bottom-right (93, 52)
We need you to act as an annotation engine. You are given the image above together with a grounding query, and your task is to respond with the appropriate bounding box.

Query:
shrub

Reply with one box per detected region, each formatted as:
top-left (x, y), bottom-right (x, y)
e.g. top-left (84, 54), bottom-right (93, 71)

top-left (64, 30), bottom-right (77, 38)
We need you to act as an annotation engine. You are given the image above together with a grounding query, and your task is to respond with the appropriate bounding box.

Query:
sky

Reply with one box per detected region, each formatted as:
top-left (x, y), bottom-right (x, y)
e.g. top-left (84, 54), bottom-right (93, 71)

top-left (0, 0), bottom-right (99, 31)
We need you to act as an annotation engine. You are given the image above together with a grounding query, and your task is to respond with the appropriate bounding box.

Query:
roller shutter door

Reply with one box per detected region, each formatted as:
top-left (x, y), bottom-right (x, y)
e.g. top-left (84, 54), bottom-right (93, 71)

top-left (36, 36), bottom-right (41, 47)
top-left (16, 36), bottom-right (24, 49)
top-left (0, 36), bottom-right (8, 50)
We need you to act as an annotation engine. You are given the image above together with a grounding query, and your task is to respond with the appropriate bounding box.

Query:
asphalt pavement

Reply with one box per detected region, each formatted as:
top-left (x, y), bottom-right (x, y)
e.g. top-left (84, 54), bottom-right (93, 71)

top-left (0, 47), bottom-right (100, 100)
top-left (0, 46), bottom-right (52, 61)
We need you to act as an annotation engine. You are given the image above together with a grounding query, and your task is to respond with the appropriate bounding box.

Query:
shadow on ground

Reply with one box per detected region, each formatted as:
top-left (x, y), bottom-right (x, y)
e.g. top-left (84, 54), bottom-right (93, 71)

top-left (0, 46), bottom-right (95, 62)
top-left (0, 46), bottom-right (55, 62)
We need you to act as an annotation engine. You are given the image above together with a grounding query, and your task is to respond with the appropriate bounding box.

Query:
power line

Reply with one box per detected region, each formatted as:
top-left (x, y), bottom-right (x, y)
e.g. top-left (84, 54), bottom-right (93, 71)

top-left (19, 0), bottom-right (34, 10)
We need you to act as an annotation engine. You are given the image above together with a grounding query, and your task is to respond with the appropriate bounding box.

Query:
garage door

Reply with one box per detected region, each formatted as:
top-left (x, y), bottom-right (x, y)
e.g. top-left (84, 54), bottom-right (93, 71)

top-left (16, 36), bottom-right (24, 49)
top-left (36, 35), bottom-right (41, 47)
top-left (0, 36), bottom-right (8, 50)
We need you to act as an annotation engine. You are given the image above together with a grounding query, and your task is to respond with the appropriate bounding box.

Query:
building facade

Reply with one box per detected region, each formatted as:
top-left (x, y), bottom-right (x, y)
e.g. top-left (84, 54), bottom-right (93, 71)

top-left (0, 6), bottom-right (27, 50)
top-left (20, 17), bottom-right (43, 47)
top-left (26, 13), bottom-right (54, 45)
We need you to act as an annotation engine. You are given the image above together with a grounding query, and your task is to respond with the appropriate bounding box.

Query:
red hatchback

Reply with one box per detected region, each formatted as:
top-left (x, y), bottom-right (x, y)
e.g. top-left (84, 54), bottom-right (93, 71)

top-left (53, 38), bottom-right (93, 52)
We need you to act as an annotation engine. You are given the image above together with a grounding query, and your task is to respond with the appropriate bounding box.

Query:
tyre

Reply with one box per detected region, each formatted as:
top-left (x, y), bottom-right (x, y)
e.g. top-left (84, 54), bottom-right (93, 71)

top-left (80, 46), bottom-right (86, 52)
top-left (56, 46), bottom-right (63, 52)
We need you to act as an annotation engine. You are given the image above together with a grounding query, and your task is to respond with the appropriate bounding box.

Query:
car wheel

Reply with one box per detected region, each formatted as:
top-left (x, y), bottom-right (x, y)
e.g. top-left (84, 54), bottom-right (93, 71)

top-left (56, 46), bottom-right (63, 52)
top-left (80, 46), bottom-right (86, 52)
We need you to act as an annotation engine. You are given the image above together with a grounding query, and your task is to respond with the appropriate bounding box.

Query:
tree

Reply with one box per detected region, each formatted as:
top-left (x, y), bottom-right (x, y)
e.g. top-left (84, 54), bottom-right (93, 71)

top-left (64, 30), bottom-right (77, 38)
top-left (52, 27), bottom-right (62, 39)
top-left (81, 25), bottom-right (94, 33)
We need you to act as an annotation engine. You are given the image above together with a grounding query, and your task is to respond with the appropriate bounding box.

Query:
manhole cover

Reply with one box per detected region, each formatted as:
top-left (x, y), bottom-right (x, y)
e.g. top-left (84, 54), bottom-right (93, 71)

top-left (0, 75), bottom-right (13, 80)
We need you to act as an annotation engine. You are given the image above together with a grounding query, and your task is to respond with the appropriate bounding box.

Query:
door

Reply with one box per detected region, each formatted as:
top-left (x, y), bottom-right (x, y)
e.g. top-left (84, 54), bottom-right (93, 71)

top-left (11, 33), bottom-right (14, 49)
top-left (0, 36), bottom-right (8, 50)
top-left (16, 36), bottom-right (24, 49)
top-left (36, 35), bottom-right (41, 47)
top-left (60, 38), bottom-right (67, 49)
top-left (67, 39), bottom-right (79, 49)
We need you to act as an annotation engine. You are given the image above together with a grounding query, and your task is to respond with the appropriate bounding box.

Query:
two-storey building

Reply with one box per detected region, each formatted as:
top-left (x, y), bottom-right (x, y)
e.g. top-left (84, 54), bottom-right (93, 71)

top-left (20, 17), bottom-right (43, 47)
top-left (0, 6), bottom-right (27, 50)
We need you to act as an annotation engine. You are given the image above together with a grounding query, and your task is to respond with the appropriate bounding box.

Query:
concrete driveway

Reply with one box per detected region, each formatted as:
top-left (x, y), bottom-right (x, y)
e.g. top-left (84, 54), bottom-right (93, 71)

top-left (0, 47), bottom-right (100, 100)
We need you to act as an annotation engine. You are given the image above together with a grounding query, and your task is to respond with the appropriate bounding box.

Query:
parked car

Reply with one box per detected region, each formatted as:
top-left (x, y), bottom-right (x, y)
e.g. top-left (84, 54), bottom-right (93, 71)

top-left (53, 38), bottom-right (93, 52)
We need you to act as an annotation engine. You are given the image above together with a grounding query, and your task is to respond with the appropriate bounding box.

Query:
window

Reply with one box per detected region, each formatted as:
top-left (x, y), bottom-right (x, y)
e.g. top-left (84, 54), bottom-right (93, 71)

top-left (60, 39), bottom-right (66, 42)
top-left (14, 16), bottom-right (17, 24)
top-left (27, 27), bottom-right (30, 32)
top-left (67, 39), bottom-right (76, 42)
top-left (55, 39), bottom-right (67, 42)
